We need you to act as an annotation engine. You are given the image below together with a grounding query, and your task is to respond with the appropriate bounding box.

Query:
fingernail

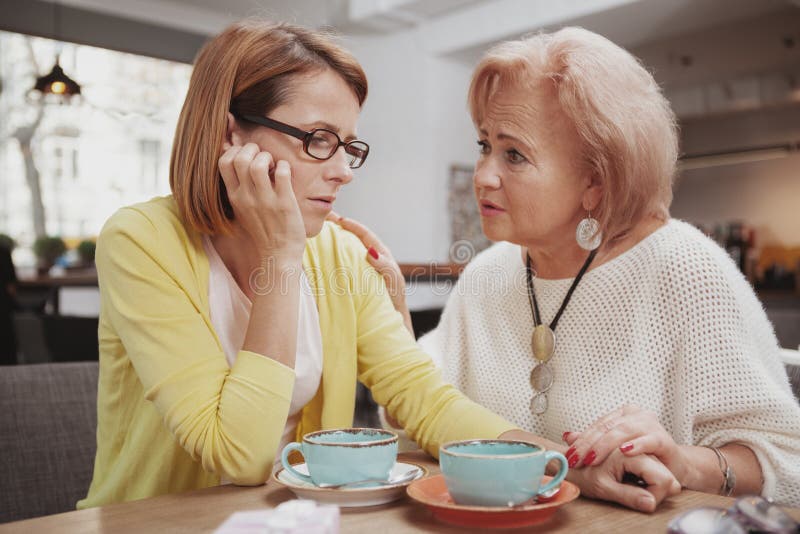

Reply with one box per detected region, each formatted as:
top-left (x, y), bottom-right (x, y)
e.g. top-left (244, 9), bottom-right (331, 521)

top-left (620, 442), bottom-right (634, 453)
top-left (637, 494), bottom-right (655, 511)
top-left (582, 450), bottom-right (597, 466)
top-left (562, 432), bottom-right (571, 442)
top-left (565, 446), bottom-right (576, 459)
top-left (568, 454), bottom-right (580, 468)
top-left (368, 247), bottom-right (379, 260)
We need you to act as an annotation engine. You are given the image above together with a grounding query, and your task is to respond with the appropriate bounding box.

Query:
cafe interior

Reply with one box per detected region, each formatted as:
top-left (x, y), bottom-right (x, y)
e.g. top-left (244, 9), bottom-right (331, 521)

top-left (1, 0), bottom-right (800, 531)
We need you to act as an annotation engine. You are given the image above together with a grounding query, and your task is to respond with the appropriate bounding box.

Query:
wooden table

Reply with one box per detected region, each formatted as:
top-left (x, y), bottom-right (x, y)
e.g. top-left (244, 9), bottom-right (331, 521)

top-left (2, 452), bottom-right (798, 533)
top-left (17, 272), bottom-right (98, 314)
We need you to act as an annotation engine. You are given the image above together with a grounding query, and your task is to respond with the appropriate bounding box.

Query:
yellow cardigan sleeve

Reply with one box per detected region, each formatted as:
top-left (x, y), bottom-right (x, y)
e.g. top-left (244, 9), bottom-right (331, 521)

top-left (96, 207), bottom-right (295, 484)
top-left (339, 231), bottom-right (518, 456)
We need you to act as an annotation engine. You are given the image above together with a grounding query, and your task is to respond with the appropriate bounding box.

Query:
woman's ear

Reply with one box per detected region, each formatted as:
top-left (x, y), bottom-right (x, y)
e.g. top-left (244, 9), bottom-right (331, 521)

top-left (582, 173), bottom-right (603, 213)
top-left (225, 112), bottom-right (242, 146)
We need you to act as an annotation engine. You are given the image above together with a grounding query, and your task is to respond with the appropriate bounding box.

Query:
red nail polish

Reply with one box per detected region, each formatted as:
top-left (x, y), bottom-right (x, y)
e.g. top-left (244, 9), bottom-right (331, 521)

top-left (368, 247), bottom-right (379, 260)
top-left (565, 446), bottom-right (576, 459)
top-left (583, 451), bottom-right (596, 466)
top-left (562, 432), bottom-right (571, 442)
top-left (620, 442), bottom-right (634, 453)
top-left (568, 454), bottom-right (580, 468)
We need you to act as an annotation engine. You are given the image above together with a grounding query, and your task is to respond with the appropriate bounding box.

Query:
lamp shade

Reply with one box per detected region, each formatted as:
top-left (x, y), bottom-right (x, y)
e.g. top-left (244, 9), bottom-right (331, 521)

top-left (33, 56), bottom-right (81, 97)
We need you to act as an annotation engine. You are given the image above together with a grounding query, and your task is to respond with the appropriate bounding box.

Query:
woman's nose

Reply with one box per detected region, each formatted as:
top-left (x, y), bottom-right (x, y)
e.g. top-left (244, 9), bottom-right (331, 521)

top-left (324, 146), bottom-right (354, 184)
top-left (473, 160), bottom-right (501, 189)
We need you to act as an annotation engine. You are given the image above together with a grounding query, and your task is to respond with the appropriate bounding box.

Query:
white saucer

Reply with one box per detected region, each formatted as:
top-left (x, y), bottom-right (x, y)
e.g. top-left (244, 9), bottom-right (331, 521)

top-left (272, 461), bottom-right (427, 507)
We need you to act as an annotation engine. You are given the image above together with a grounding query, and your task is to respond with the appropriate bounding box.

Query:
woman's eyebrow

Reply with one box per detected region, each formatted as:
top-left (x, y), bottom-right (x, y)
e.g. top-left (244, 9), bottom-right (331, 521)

top-left (497, 132), bottom-right (525, 144)
top-left (301, 120), bottom-right (357, 141)
top-left (478, 126), bottom-right (537, 154)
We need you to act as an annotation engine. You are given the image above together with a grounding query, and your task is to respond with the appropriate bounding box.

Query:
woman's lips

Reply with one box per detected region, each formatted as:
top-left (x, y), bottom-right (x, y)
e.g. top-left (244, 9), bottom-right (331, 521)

top-left (479, 200), bottom-right (505, 217)
top-left (309, 196), bottom-right (335, 211)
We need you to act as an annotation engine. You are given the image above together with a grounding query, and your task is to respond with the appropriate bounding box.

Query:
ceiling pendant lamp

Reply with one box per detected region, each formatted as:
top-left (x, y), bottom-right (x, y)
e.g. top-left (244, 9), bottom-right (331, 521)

top-left (30, 1), bottom-right (82, 102)
top-left (34, 54), bottom-right (81, 97)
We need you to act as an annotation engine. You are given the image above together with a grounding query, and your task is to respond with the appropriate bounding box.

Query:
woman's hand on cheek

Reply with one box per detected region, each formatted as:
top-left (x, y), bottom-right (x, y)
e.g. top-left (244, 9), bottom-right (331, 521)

top-left (218, 142), bottom-right (306, 264)
top-left (562, 405), bottom-right (688, 486)
top-left (567, 448), bottom-right (681, 513)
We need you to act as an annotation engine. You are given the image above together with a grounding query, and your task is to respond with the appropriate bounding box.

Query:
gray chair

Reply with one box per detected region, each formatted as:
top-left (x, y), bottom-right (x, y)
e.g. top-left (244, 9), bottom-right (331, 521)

top-left (767, 308), bottom-right (800, 350)
top-left (0, 362), bottom-right (98, 523)
top-left (12, 312), bottom-right (50, 364)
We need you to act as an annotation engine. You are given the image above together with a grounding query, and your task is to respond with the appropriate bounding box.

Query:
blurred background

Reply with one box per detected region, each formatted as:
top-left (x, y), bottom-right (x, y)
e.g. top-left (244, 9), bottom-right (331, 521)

top-left (0, 0), bottom-right (799, 365)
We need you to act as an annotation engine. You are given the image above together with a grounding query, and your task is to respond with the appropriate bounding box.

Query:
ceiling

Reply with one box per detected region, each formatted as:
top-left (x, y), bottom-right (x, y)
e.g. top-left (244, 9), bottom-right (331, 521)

top-left (46, 0), bottom-right (798, 54)
top-left (12, 0), bottom-right (797, 120)
top-left (46, 0), bottom-right (491, 36)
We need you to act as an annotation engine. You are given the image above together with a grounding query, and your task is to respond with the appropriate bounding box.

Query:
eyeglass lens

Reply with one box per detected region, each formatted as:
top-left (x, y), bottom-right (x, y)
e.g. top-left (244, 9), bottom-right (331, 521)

top-left (730, 496), bottom-right (800, 533)
top-left (307, 130), bottom-right (368, 169)
top-left (669, 497), bottom-right (800, 534)
top-left (668, 508), bottom-right (747, 534)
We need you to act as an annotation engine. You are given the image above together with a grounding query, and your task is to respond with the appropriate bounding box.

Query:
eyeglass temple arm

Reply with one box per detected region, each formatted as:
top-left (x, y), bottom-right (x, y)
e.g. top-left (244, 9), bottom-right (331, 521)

top-left (236, 113), bottom-right (308, 141)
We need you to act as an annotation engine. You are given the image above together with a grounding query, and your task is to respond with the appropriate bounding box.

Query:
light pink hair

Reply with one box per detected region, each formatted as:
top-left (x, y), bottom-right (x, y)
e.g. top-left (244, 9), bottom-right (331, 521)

top-left (468, 27), bottom-right (678, 243)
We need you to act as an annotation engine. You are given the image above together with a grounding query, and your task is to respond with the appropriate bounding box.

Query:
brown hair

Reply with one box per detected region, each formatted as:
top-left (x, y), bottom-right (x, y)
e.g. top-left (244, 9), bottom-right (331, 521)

top-left (469, 27), bottom-right (677, 244)
top-left (170, 19), bottom-right (368, 235)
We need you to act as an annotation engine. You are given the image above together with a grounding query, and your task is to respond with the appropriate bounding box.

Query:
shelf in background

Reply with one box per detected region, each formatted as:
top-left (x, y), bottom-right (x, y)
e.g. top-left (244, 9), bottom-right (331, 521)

top-left (399, 263), bottom-right (465, 282)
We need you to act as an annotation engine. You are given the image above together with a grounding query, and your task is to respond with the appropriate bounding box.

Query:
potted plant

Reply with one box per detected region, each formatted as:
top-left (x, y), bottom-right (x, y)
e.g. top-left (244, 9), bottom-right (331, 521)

top-left (76, 239), bottom-right (96, 267)
top-left (33, 235), bottom-right (66, 276)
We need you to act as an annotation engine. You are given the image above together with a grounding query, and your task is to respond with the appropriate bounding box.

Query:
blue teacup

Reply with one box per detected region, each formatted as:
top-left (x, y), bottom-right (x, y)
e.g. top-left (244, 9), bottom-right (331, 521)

top-left (439, 439), bottom-right (569, 507)
top-left (280, 428), bottom-right (398, 487)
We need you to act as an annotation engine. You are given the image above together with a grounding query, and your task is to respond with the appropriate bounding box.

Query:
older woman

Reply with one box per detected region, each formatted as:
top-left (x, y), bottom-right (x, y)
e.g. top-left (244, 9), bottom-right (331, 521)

top-left (337, 26), bottom-right (800, 507)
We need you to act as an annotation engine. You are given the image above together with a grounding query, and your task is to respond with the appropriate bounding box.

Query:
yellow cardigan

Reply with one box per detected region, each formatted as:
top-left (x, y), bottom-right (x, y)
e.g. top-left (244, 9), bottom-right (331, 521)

top-left (78, 196), bottom-right (516, 508)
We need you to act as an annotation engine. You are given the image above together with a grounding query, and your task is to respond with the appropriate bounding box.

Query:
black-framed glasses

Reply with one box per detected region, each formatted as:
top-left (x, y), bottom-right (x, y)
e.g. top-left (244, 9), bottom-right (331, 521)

top-left (668, 495), bottom-right (799, 534)
top-left (235, 113), bottom-right (369, 169)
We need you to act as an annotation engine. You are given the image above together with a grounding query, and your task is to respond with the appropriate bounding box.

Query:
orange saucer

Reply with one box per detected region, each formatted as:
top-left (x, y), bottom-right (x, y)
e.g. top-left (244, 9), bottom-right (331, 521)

top-left (406, 475), bottom-right (580, 529)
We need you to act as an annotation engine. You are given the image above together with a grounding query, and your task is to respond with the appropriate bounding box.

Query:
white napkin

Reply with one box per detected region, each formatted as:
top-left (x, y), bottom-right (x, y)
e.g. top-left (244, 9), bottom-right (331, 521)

top-left (214, 500), bottom-right (339, 534)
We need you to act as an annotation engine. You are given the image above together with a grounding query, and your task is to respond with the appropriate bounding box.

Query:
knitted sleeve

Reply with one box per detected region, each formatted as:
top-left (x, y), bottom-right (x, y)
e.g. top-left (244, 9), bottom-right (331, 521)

top-left (666, 239), bottom-right (800, 505)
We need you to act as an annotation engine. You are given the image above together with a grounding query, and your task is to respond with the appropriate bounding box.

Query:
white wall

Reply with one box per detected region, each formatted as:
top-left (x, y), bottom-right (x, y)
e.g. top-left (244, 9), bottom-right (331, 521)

top-left (337, 30), bottom-right (477, 263)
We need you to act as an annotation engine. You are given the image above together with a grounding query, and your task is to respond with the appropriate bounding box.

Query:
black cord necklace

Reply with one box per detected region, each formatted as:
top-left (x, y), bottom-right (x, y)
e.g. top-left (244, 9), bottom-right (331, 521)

top-left (526, 248), bottom-right (597, 414)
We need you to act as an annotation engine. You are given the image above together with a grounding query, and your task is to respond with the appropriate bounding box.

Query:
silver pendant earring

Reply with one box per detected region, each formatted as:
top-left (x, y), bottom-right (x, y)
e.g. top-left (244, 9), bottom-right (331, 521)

top-left (576, 211), bottom-right (602, 251)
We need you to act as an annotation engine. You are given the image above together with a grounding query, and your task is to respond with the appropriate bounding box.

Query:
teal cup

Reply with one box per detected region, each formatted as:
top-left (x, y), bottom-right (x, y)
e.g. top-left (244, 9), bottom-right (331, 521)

top-left (280, 428), bottom-right (398, 487)
top-left (439, 439), bottom-right (569, 507)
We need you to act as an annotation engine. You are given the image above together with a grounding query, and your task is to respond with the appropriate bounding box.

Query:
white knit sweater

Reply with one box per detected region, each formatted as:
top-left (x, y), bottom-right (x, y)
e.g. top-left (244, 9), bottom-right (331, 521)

top-left (418, 219), bottom-right (800, 505)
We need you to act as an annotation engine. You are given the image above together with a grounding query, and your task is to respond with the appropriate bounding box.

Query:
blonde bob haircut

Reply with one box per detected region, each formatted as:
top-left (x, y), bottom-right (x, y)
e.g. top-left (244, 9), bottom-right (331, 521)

top-left (170, 19), bottom-right (368, 235)
top-left (468, 27), bottom-right (678, 243)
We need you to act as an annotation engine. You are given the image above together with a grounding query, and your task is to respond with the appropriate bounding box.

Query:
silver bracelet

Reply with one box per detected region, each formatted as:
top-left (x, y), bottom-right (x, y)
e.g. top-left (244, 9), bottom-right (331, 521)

top-left (710, 446), bottom-right (736, 497)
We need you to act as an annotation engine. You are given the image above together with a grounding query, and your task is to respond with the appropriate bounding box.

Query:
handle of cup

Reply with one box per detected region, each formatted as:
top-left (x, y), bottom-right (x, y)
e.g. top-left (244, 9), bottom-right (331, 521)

top-left (280, 442), bottom-right (313, 484)
top-left (537, 451), bottom-right (569, 496)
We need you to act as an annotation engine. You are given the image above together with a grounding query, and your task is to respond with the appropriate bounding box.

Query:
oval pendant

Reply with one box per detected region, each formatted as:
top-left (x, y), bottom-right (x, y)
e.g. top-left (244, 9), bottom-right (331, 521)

top-left (531, 325), bottom-right (555, 362)
top-left (530, 393), bottom-right (548, 415)
top-left (530, 363), bottom-right (554, 392)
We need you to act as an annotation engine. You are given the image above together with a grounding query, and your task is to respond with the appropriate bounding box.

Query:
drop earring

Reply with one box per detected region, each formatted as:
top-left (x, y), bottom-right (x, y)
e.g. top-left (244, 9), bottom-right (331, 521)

top-left (576, 211), bottom-right (602, 251)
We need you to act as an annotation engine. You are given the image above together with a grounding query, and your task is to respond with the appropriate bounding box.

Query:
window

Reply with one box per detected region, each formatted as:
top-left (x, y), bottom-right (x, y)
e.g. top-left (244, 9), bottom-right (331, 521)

top-left (0, 30), bottom-right (192, 266)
